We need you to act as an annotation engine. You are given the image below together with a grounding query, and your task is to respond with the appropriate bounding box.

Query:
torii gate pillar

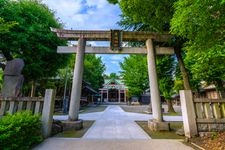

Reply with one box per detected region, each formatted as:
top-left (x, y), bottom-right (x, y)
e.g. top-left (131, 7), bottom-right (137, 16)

top-left (69, 38), bottom-right (86, 121)
top-left (146, 39), bottom-right (170, 130)
top-left (146, 39), bottom-right (162, 122)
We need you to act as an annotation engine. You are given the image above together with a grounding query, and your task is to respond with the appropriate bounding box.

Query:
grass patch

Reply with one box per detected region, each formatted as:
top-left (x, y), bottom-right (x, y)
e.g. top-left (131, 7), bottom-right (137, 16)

top-left (55, 121), bottom-right (94, 138)
top-left (136, 121), bottom-right (184, 139)
top-left (120, 106), bottom-right (181, 116)
top-left (80, 105), bottom-right (107, 114)
top-left (163, 112), bottom-right (181, 116)
top-left (54, 105), bottom-right (107, 115)
top-left (120, 105), bottom-right (150, 114)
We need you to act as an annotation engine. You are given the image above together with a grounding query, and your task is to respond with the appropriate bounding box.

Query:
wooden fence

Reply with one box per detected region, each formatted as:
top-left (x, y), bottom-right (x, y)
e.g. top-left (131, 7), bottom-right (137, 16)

top-left (0, 97), bottom-right (44, 116)
top-left (180, 90), bottom-right (225, 138)
top-left (194, 98), bottom-right (225, 132)
top-left (0, 89), bottom-right (55, 138)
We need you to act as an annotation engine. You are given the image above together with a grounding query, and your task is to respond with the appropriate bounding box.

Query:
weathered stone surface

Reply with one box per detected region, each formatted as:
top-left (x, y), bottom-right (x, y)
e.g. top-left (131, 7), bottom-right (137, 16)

top-left (146, 39), bottom-right (162, 122)
top-left (218, 124), bottom-right (225, 131)
top-left (148, 119), bottom-right (170, 131)
top-left (199, 132), bottom-right (215, 137)
top-left (176, 128), bottom-right (185, 136)
top-left (197, 124), bottom-right (208, 131)
top-left (68, 38), bottom-right (86, 121)
top-left (4, 58), bottom-right (24, 76)
top-left (41, 89), bottom-right (56, 138)
top-left (52, 120), bottom-right (63, 136)
top-left (2, 75), bottom-right (24, 97)
top-left (2, 58), bottom-right (25, 97)
top-left (180, 90), bottom-right (198, 138)
top-left (62, 119), bottom-right (83, 131)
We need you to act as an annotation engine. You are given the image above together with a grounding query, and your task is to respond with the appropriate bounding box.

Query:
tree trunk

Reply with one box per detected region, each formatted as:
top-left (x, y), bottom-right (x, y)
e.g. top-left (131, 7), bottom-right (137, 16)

top-left (167, 100), bottom-right (175, 113)
top-left (30, 80), bottom-right (36, 97)
top-left (174, 48), bottom-right (191, 90)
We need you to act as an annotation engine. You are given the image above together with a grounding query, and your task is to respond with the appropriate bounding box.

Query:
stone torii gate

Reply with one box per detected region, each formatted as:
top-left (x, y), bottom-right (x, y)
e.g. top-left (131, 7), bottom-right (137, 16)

top-left (51, 28), bottom-right (173, 130)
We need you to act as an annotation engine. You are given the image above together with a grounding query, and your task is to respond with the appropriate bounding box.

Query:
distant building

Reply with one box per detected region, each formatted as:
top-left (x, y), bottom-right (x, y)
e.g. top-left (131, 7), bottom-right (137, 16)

top-left (99, 79), bottom-right (128, 103)
top-left (81, 81), bottom-right (98, 104)
top-left (200, 85), bottom-right (220, 99)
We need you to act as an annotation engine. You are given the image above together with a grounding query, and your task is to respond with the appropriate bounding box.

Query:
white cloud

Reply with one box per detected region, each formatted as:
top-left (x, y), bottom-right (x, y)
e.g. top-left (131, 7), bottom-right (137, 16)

top-left (86, 0), bottom-right (107, 9)
top-left (43, 0), bottom-right (121, 30)
top-left (43, 0), bottom-right (82, 18)
top-left (42, 0), bottom-right (124, 74)
top-left (110, 55), bottom-right (125, 61)
top-left (111, 61), bottom-right (119, 65)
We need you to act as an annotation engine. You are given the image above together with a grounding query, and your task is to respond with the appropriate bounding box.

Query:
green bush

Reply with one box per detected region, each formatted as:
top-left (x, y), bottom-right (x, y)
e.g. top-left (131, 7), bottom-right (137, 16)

top-left (0, 111), bottom-right (43, 150)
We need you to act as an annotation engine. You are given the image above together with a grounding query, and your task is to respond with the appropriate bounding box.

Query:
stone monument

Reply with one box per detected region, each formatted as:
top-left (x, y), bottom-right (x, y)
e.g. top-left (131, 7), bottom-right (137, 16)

top-left (2, 58), bottom-right (25, 97)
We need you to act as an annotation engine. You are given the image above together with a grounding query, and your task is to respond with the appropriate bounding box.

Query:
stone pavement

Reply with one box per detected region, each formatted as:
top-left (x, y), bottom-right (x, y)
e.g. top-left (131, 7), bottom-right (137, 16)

top-left (33, 138), bottom-right (193, 150)
top-left (34, 105), bottom-right (193, 150)
top-left (82, 105), bottom-right (150, 139)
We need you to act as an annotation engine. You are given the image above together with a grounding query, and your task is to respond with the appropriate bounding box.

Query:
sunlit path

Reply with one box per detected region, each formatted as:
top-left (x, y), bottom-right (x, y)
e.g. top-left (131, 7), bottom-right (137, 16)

top-left (83, 105), bottom-right (150, 139)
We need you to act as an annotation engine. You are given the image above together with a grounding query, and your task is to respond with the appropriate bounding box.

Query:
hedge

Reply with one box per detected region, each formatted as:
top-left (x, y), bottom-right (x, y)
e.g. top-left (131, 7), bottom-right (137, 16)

top-left (0, 111), bottom-right (43, 150)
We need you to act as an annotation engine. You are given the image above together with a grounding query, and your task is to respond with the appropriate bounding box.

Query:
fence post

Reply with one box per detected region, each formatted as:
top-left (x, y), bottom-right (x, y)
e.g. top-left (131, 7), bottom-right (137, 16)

top-left (41, 89), bottom-right (56, 138)
top-left (0, 101), bottom-right (6, 116)
top-left (180, 90), bottom-right (198, 138)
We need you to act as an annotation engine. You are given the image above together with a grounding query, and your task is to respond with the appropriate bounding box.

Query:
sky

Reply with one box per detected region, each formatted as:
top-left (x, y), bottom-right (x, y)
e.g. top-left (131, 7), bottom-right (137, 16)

top-left (42, 0), bottom-right (127, 75)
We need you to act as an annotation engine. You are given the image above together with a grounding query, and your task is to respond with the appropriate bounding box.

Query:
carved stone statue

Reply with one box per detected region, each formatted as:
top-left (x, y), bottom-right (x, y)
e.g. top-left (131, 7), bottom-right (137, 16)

top-left (2, 58), bottom-right (25, 97)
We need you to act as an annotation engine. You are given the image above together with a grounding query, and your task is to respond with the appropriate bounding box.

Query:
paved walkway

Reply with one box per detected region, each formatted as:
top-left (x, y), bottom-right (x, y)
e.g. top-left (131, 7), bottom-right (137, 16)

top-left (33, 138), bottom-right (193, 150)
top-left (83, 105), bottom-right (150, 139)
top-left (34, 105), bottom-right (193, 150)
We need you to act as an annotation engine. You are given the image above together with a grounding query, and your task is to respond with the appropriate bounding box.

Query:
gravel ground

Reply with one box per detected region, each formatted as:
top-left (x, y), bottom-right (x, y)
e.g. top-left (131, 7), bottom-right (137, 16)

top-left (190, 132), bottom-right (225, 150)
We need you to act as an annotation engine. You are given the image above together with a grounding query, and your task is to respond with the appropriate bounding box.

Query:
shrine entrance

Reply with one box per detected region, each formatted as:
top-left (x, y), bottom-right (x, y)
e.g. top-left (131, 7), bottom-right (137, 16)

top-left (51, 28), bottom-right (173, 130)
top-left (108, 89), bottom-right (118, 102)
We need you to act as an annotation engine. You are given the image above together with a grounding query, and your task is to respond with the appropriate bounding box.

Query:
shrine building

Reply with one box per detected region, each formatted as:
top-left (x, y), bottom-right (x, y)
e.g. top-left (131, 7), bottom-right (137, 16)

top-left (99, 79), bottom-right (127, 103)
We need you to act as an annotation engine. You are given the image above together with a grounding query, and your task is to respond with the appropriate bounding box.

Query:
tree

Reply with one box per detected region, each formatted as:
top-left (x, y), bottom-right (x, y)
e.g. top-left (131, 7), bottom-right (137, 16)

top-left (108, 0), bottom-right (175, 32)
top-left (0, 17), bottom-right (17, 34)
top-left (0, 0), bottom-right (71, 92)
top-left (120, 55), bottom-right (148, 96)
top-left (108, 0), bottom-right (191, 90)
top-left (157, 56), bottom-right (176, 113)
top-left (120, 54), bottom-right (177, 112)
top-left (109, 73), bottom-right (119, 79)
top-left (83, 54), bottom-right (105, 90)
top-left (171, 0), bottom-right (225, 97)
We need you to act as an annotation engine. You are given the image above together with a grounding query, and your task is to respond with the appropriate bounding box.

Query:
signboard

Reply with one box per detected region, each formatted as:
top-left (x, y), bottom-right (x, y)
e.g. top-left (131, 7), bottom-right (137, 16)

top-left (110, 30), bottom-right (122, 51)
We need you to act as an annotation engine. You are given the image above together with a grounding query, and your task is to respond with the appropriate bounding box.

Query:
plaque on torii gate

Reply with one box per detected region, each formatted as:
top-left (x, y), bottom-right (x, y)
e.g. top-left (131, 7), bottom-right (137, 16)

top-left (52, 28), bottom-right (173, 131)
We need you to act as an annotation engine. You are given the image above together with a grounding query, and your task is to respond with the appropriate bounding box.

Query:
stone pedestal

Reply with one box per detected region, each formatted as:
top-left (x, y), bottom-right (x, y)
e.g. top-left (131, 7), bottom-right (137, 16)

top-left (148, 119), bottom-right (170, 131)
top-left (62, 119), bottom-right (83, 131)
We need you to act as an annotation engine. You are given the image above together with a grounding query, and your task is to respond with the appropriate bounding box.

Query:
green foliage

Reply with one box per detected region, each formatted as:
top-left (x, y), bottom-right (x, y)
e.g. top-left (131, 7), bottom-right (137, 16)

top-left (0, 111), bottom-right (43, 150)
top-left (109, 0), bottom-right (176, 32)
top-left (109, 73), bottom-right (119, 79)
top-left (108, 0), bottom-right (118, 4)
top-left (0, 0), bottom-right (71, 81)
top-left (120, 54), bottom-right (176, 99)
top-left (0, 17), bottom-right (17, 33)
top-left (184, 47), bottom-right (225, 89)
top-left (103, 73), bottom-right (120, 79)
top-left (157, 56), bottom-right (175, 100)
top-left (83, 54), bottom-right (105, 90)
top-left (211, 132), bottom-right (218, 140)
top-left (171, 0), bottom-right (225, 48)
top-left (120, 55), bottom-right (148, 96)
top-left (171, 0), bottom-right (225, 92)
